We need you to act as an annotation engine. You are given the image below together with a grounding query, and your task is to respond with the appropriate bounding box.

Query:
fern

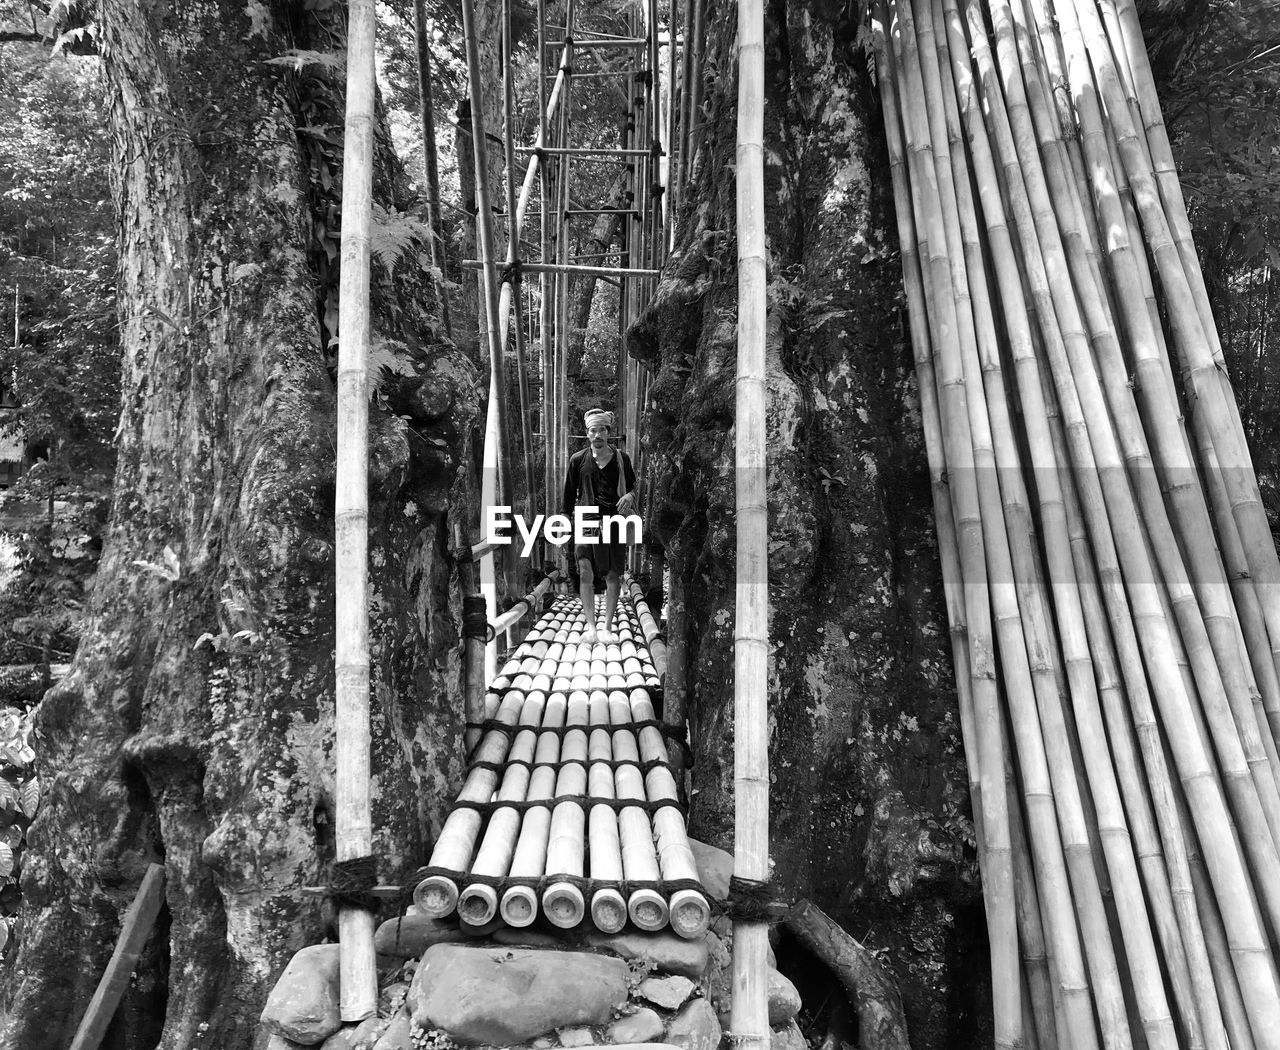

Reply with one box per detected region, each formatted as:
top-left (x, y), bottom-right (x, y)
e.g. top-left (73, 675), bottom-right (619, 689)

top-left (369, 206), bottom-right (431, 271)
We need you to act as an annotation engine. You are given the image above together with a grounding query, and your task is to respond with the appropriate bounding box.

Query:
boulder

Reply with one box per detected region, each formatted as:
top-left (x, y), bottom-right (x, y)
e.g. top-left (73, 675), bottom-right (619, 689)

top-left (260, 944), bottom-right (343, 1045)
top-left (319, 1028), bottom-right (355, 1050)
top-left (348, 1016), bottom-right (389, 1050)
top-left (372, 1008), bottom-right (412, 1050)
top-left (638, 976), bottom-right (697, 1010)
top-left (667, 999), bottom-right (722, 1050)
top-left (768, 970), bottom-right (802, 1026)
top-left (266, 1037), bottom-right (303, 1050)
top-left (584, 930), bottom-right (711, 979)
top-left (687, 839), bottom-right (734, 901)
top-left (558, 1027), bottom-right (596, 1046)
top-left (771, 1021), bottom-right (807, 1050)
top-left (409, 943), bottom-right (629, 1044)
top-left (607, 1008), bottom-right (666, 1043)
top-left (374, 914), bottom-right (465, 959)
top-left (492, 927), bottom-right (567, 949)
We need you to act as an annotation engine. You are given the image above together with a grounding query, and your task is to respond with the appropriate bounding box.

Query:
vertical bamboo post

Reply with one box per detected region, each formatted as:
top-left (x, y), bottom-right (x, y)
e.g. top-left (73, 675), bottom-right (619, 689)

top-left (731, 0), bottom-right (769, 1038)
top-left (502, 0), bottom-right (538, 519)
top-left (460, 0), bottom-right (516, 596)
top-left (334, 0), bottom-right (378, 1020)
top-left (413, 0), bottom-right (453, 339)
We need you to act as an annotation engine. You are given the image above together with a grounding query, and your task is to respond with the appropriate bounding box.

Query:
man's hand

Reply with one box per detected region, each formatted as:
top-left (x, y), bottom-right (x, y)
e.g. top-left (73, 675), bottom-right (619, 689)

top-left (617, 492), bottom-right (636, 515)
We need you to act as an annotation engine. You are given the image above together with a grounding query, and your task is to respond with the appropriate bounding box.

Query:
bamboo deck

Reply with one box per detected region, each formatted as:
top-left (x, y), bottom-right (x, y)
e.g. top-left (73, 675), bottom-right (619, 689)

top-left (415, 592), bottom-right (711, 939)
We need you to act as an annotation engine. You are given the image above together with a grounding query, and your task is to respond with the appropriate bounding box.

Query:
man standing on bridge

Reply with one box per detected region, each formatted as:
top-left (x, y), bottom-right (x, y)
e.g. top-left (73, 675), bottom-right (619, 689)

top-left (562, 408), bottom-right (637, 643)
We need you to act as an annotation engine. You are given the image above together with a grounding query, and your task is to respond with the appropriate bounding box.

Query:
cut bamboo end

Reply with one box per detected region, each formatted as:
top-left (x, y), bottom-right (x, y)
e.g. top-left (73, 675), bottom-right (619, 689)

top-left (628, 887), bottom-right (669, 931)
top-left (668, 888), bottom-right (711, 939)
top-left (414, 875), bottom-right (459, 917)
top-left (542, 881), bottom-right (586, 927)
top-left (457, 884), bottom-right (500, 926)
top-left (590, 888), bottom-right (628, 932)
top-left (500, 884), bottom-right (540, 927)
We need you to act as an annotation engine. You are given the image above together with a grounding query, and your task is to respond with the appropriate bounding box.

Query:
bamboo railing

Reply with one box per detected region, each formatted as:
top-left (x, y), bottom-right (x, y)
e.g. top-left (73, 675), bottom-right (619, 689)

top-left (876, 0), bottom-right (1280, 1043)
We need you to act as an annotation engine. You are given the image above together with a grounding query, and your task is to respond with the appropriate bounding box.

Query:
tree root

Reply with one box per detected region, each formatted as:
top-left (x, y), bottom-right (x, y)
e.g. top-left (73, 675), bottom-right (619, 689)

top-left (785, 898), bottom-right (910, 1050)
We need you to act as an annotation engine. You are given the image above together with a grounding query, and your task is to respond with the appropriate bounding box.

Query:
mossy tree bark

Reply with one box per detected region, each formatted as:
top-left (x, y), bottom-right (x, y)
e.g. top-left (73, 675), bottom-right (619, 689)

top-left (0, 2), bottom-right (478, 1047)
top-left (631, 2), bottom-right (983, 1045)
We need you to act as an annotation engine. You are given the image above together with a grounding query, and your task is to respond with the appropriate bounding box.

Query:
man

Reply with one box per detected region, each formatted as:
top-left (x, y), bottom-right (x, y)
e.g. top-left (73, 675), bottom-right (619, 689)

top-left (562, 408), bottom-right (637, 643)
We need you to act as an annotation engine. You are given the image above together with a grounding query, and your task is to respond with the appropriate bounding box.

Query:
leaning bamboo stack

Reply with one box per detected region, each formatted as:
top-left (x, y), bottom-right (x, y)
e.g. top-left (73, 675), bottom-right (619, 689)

top-left (875, 0), bottom-right (1280, 1044)
top-left (414, 594), bottom-right (707, 937)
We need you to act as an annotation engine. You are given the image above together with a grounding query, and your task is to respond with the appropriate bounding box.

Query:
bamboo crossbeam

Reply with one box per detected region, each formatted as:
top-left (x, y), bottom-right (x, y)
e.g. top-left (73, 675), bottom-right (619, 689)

top-left (544, 36), bottom-right (648, 47)
top-left (461, 259), bottom-right (661, 278)
top-left (518, 146), bottom-right (655, 157)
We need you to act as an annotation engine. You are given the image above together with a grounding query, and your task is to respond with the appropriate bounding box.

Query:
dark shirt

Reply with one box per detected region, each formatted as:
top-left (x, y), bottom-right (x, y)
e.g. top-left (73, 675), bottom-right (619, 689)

top-left (562, 446), bottom-right (636, 520)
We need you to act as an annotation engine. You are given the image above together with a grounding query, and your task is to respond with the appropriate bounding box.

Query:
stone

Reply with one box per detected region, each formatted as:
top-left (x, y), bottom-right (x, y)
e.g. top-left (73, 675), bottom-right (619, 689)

top-left (266, 1038), bottom-right (302, 1050)
top-left (584, 929), bottom-right (711, 979)
top-left (409, 943), bottom-right (629, 1044)
top-left (667, 999), bottom-right (722, 1050)
top-left (349, 1016), bottom-right (389, 1050)
top-left (532, 1039), bottom-right (556, 1049)
top-left (768, 970), bottom-right (802, 1026)
top-left (607, 1008), bottom-right (665, 1044)
top-left (372, 1008), bottom-right (412, 1050)
top-left (261, 944), bottom-right (343, 1045)
top-left (638, 976), bottom-right (697, 1010)
top-left (558, 1026), bottom-right (596, 1046)
top-left (374, 914), bottom-right (465, 959)
top-left (492, 926), bottom-right (567, 949)
top-left (771, 1021), bottom-right (807, 1050)
top-left (687, 839), bottom-right (734, 901)
top-left (320, 1028), bottom-right (355, 1050)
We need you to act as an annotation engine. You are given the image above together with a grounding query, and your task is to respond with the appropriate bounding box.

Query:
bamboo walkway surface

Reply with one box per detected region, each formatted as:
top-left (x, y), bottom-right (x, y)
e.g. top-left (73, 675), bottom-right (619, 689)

top-left (414, 592), bottom-right (711, 940)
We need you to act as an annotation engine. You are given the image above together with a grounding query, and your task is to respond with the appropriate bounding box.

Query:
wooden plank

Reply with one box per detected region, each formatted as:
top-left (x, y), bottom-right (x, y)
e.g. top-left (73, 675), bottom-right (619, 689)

top-left (69, 863), bottom-right (166, 1050)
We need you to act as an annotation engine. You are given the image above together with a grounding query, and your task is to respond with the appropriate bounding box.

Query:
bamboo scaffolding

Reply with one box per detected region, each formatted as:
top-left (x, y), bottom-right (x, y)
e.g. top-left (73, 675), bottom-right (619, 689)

top-left (334, 0), bottom-right (378, 1019)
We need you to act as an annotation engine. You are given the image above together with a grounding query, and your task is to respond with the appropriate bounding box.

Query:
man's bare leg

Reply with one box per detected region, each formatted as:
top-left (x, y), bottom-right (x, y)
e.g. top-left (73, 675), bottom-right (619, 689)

top-left (601, 569), bottom-right (622, 640)
top-left (578, 557), bottom-right (598, 643)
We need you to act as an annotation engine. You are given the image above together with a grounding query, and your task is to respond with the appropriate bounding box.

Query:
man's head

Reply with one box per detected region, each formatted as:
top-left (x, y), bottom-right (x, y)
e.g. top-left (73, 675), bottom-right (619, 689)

top-left (584, 409), bottom-right (614, 451)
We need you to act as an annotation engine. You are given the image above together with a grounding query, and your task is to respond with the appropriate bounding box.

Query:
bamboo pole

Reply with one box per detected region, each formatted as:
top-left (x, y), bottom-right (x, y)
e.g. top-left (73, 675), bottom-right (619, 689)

top-left (909, 4), bottom-right (1136, 1042)
top-left (955, 0), bottom-right (1280, 1031)
top-left (587, 698), bottom-right (629, 932)
top-left (415, 688), bottom-right (530, 914)
top-left (879, 3), bottom-right (1021, 1045)
top-left (732, 0), bottom-right (770, 1033)
top-left (501, 0), bottom-right (538, 520)
top-left (456, 725), bottom-right (540, 925)
top-left (500, 697), bottom-right (566, 925)
top-left (610, 691), bottom-right (670, 930)
top-left (413, 0), bottom-right (453, 339)
top-left (334, 0), bottom-right (378, 1019)
top-left (542, 707), bottom-right (591, 926)
top-left (632, 688), bottom-right (711, 937)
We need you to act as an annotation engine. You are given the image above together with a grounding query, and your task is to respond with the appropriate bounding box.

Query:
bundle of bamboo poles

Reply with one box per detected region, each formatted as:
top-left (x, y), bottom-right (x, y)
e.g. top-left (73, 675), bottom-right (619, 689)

top-left (414, 594), bottom-right (708, 937)
top-left (874, 0), bottom-right (1280, 1045)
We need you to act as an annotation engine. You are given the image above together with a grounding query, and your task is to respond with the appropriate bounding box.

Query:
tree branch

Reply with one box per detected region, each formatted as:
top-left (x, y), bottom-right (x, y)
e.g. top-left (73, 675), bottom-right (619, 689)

top-left (785, 898), bottom-right (911, 1050)
top-left (0, 30), bottom-right (45, 42)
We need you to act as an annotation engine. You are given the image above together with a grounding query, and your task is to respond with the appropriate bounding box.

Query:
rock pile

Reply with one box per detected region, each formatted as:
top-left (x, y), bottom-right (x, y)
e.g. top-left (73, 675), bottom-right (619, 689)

top-left (259, 840), bottom-right (804, 1050)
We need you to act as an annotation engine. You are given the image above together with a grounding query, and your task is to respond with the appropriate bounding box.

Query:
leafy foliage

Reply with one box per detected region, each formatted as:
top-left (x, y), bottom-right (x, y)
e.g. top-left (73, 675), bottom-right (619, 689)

top-left (0, 704), bottom-right (39, 957)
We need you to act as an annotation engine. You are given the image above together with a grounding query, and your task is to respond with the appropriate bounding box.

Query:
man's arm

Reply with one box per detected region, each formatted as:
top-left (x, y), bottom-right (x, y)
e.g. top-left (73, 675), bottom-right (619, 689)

top-left (562, 452), bottom-right (579, 519)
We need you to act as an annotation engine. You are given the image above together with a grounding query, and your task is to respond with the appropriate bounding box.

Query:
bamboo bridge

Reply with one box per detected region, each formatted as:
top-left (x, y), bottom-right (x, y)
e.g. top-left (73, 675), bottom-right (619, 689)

top-left (320, 0), bottom-right (1280, 1043)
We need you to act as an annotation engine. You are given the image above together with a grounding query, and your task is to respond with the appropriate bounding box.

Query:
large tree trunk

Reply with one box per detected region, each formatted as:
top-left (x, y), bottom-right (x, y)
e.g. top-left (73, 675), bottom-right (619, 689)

top-left (0, 3), bottom-right (478, 1047)
top-left (631, 2), bottom-right (986, 1046)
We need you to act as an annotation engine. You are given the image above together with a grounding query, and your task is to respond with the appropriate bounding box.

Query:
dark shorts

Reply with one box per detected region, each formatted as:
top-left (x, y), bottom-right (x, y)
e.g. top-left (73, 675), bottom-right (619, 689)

top-left (574, 540), bottom-right (627, 577)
